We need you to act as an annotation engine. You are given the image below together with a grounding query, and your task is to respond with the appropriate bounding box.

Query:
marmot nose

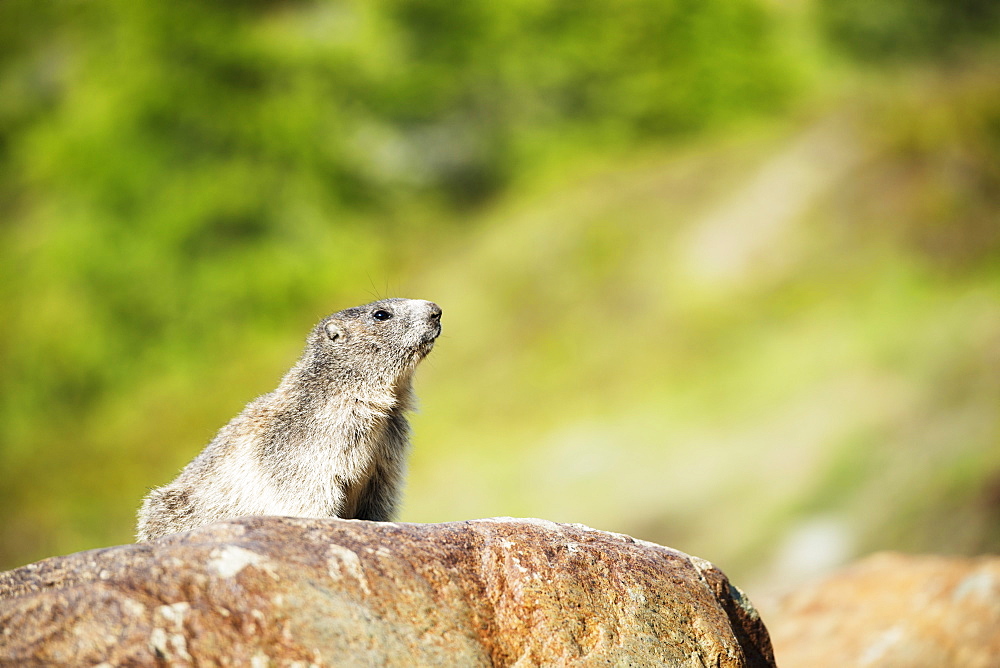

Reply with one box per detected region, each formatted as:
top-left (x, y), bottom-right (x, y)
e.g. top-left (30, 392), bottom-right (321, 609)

top-left (427, 303), bottom-right (442, 321)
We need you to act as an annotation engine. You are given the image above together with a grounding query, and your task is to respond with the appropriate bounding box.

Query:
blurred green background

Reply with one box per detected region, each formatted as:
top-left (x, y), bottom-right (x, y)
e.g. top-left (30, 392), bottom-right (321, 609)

top-left (2, 0), bottom-right (999, 592)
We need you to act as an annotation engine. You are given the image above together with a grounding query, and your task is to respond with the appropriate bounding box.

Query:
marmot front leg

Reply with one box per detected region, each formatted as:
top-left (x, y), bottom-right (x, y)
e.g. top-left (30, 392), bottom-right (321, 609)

top-left (354, 460), bottom-right (403, 521)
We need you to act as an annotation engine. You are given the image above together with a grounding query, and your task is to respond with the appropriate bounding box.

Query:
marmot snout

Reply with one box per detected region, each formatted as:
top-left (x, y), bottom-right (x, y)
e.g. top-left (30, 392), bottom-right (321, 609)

top-left (136, 298), bottom-right (442, 542)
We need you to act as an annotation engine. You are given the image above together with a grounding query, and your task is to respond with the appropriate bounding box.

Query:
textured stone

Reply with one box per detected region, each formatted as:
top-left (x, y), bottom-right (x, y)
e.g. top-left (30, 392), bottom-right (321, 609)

top-left (765, 552), bottom-right (1000, 668)
top-left (0, 517), bottom-right (774, 667)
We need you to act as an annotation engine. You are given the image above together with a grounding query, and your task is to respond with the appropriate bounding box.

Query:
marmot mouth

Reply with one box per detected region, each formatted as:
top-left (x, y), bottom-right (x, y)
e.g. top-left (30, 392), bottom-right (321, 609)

top-left (414, 337), bottom-right (436, 359)
top-left (422, 324), bottom-right (442, 343)
top-left (410, 323), bottom-right (440, 359)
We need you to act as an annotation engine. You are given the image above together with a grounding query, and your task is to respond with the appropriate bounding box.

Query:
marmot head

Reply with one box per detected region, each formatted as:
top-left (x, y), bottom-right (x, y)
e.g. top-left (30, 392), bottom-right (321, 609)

top-left (304, 298), bottom-right (442, 394)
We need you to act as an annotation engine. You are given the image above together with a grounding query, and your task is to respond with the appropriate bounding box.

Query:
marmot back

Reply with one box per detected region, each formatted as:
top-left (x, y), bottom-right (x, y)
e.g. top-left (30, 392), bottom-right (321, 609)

top-left (136, 298), bottom-right (442, 541)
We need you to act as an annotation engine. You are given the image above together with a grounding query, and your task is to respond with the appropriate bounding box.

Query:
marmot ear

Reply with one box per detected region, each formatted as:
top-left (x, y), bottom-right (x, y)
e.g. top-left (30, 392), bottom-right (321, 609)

top-left (324, 321), bottom-right (345, 342)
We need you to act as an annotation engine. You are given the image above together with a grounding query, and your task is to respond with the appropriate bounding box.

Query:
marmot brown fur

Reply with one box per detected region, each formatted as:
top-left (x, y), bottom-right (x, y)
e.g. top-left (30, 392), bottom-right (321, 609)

top-left (136, 298), bottom-right (442, 541)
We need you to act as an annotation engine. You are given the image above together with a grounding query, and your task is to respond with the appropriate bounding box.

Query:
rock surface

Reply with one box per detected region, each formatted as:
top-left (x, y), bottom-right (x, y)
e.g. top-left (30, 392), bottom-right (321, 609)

top-left (764, 552), bottom-right (1000, 668)
top-left (0, 517), bottom-right (774, 667)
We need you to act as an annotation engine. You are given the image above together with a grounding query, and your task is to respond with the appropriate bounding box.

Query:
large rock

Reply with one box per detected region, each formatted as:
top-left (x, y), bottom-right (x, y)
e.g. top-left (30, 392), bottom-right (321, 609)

top-left (0, 517), bottom-right (774, 666)
top-left (765, 552), bottom-right (1000, 668)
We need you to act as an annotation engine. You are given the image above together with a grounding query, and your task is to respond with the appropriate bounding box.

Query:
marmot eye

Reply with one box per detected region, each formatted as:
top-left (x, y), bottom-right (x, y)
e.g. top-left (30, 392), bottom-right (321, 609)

top-left (372, 310), bottom-right (393, 322)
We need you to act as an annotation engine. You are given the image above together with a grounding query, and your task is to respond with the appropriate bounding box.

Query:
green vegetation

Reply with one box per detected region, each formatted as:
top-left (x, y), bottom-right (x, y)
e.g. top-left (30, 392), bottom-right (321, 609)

top-left (1, 0), bottom-right (998, 587)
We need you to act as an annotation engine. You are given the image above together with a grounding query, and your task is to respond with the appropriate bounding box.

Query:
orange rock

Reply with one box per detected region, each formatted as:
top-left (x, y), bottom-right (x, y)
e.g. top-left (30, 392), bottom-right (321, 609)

top-left (0, 517), bottom-right (775, 666)
top-left (765, 552), bottom-right (1000, 668)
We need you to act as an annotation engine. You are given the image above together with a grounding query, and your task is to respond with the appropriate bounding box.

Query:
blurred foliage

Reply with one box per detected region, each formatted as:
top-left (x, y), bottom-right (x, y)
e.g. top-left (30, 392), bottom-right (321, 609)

top-left (0, 0), bottom-right (795, 567)
top-left (0, 0), bottom-right (998, 586)
top-left (819, 0), bottom-right (1000, 60)
top-left (0, 0), bottom-right (790, 427)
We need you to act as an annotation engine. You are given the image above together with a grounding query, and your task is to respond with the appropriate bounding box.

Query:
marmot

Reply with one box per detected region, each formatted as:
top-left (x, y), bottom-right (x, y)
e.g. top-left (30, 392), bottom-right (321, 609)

top-left (136, 298), bottom-right (442, 541)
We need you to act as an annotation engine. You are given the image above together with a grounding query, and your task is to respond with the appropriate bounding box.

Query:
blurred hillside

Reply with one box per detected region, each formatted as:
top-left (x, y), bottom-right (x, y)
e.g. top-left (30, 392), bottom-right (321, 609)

top-left (1, 0), bottom-right (999, 585)
top-left (410, 71), bottom-right (1000, 588)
